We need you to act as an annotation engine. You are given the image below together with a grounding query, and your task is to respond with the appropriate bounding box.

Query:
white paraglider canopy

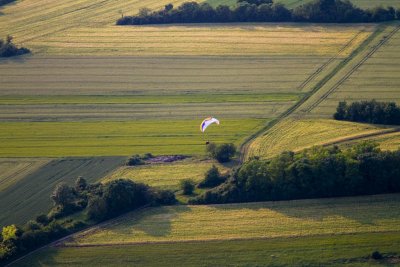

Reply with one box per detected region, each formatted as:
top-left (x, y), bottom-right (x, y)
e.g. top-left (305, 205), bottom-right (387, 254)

top-left (200, 117), bottom-right (220, 132)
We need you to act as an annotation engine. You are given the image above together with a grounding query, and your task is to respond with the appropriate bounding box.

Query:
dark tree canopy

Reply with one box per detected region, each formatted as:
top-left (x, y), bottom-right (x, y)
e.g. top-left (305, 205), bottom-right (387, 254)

top-left (117, 0), bottom-right (399, 25)
top-left (334, 100), bottom-right (400, 125)
top-left (191, 143), bottom-right (400, 204)
top-left (0, 35), bottom-right (30, 57)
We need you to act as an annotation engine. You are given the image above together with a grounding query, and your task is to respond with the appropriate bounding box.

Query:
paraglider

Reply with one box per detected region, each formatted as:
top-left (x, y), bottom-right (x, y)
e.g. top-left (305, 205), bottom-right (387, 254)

top-left (200, 117), bottom-right (219, 144)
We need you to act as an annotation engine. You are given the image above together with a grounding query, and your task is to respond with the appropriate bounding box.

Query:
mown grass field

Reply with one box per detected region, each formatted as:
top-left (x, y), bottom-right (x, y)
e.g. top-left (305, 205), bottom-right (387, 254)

top-left (304, 23), bottom-right (400, 117)
top-left (64, 194), bottom-right (400, 245)
top-left (14, 232), bottom-right (400, 267)
top-left (247, 118), bottom-right (394, 159)
top-left (103, 159), bottom-right (228, 191)
top-left (0, 158), bottom-right (50, 192)
top-left (0, 119), bottom-right (262, 157)
top-left (0, 157), bottom-right (125, 227)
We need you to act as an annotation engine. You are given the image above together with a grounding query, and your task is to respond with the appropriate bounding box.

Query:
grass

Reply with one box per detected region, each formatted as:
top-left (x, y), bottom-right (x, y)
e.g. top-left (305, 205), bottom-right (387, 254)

top-left (0, 119), bottom-right (264, 157)
top-left (247, 118), bottom-right (393, 159)
top-left (0, 158), bottom-right (50, 192)
top-left (0, 157), bottom-right (125, 227)
top-left (64, 194), bottom-right (400, 245)
top-left (13, 232), bottom-right (400, 267)
top-left (302, 23), bottom-right (400, 117)
top-left (103, 159), bottom-right (228, 191)
top-left (0, 93), bottom-right (300, 122)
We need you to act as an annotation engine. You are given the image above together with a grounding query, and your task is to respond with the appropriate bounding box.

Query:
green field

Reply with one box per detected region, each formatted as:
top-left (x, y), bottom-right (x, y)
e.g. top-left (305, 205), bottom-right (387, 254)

top-left (247, 118), bottom-right (397, 159)
top-left (64, 194), bottom-right (400, 245)
top-left (13, 194), bottom-right (400, 266)
top-left (0, 119), bottom-right (262, 157)
top-left (0, 157), bottom-right (124, 227)
top-left (103, 159), bottom-right (228, 191)
top-left (13, 232), bottom-right (400, 266)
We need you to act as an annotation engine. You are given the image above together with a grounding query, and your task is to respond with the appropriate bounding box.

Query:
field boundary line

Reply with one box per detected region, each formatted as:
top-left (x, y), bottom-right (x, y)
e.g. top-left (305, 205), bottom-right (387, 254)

top-left (296, 30), bottom-right (365, 92)
top-left (239, 25), bottom-right (383, 162)
top-left (304, 24), bottom-right (400, 113)
top-left (319, 127), bottom-right (400, 148)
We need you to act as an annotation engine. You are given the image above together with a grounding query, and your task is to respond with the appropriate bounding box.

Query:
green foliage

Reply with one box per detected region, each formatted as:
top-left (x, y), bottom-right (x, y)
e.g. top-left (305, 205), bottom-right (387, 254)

top-left (206, 143), bottom-right (236, 163)
top-left (0, 35), bottom-right (30, 57)
top-left (334, 100), bottom-right (400, 125)
top-left (74, 177), bottom-right (87, 192)
top-left (50, 183), bottom-right (75, 207)
top-left (194, 143), bottom-right (400, 204)
top-left (126, 155), bottom-right (145, 166)
top-left (1, 225), bottom-right (20, 242)
top-left (180, 179), bottom-right (195, 195)
top-left (117, 0), bottom-right (398, 25)
top-left (198, 165), bottom-right (226, 188)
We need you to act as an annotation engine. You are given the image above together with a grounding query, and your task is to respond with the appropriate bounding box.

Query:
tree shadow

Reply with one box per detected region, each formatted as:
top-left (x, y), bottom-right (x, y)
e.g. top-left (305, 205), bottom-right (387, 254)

top-left (0, 53), bottom-right (30, 64)
top-left (104, 205), bottom-right (192, 238)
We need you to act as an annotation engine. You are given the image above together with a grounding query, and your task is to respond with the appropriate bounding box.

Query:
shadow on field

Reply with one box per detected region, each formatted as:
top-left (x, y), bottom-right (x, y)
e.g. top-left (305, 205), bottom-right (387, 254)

top-left (110, 205), bottom-right (192, 238)
top-left (211, 194), bottom-right (400, 225)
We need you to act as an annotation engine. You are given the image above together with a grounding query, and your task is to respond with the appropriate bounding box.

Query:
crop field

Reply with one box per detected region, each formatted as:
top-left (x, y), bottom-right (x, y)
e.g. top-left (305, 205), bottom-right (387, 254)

top-left (103, 159), bottom-right (228, 191)
top-left (0, 158), bottom-right (50, 192)
top-left (302, 23), bottom-right (400, 117)
top-left (0, 0), bottom-right (201, 43)
top-left (337, 130), bottom-right (400, 151)
top-left (64, 194), bottom-right (400, 245)
top-left (246, 118), bottom-right (395, 159)
top-left (0, 157), bottom-right (125, 227)
top-left (0, 119), bottom-right (262, 157)
top-left (24, 24), bottom-right (371, 56)
top-left (15, 232), bottom-right (400, 266)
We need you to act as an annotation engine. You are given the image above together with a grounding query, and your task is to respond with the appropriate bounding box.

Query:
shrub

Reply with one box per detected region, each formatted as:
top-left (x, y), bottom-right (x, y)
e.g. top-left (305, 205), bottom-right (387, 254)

top-left (206, 143), bottom-right (236, 163)
top-left (50, 183), bottom-right (75, 207)
top-left (0, 35), bottom-right (30, 57)
top-left (180, 179), bottom-right (196, 195)
top-left (74, 176), bottom-right (87, 192)
top-left (372, 251), bottom-right (383, 260)
top-left (153, 189), bottom-right (177, 205)
top-left (198, 165), bottom-right (226, 188)
top-left (126, 154), bottom-right (145, 166)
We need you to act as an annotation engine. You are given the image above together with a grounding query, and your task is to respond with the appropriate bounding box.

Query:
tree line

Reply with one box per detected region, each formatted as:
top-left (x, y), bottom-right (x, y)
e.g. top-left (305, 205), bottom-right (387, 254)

top-left (191, 142), bottom-right (400, 204)
top-left (117, 0), bottom-right (400, 25)
top-left (0, 0), bottom-right (15, 7)
top-left (0, 35), bottom-right (30, 57)
top-left (334, 100), bottom-right (400, 125)
top-left (0, 178), bottom-right (175, 264)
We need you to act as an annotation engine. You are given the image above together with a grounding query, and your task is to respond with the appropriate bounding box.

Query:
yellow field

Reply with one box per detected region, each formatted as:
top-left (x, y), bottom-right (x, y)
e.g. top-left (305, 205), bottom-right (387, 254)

top-left (247, 118), bottom-right (394, 159)
top-left (0, 158), bottom-right (50, 192)
top-left (103, 159), bottom-right (228, 190)
top-left (26, 24), bottom-right (372, 56)
top-left (63, 194), bottom-right (400, 246)
top-left (0, 0), bottom-right (201, 43)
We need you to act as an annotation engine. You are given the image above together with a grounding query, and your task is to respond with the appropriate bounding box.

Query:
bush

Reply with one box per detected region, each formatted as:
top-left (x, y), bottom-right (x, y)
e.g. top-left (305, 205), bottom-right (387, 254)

top-left (206, 143), bottom-right (236, 163)
top-left (180, 179), bottom-right (195, 195)
top-left (153, 189), bottom-right (177, 205)
top-left (50, 183), bottom-right (75, 207)
top-left (0, 35), bottom-right (30, 57)
top-left (372, 251), bottom-right (383, 260)
top-left (198, 165), bottom-right (226, 188)
top-left (126, 154), bottom-right (145, 166)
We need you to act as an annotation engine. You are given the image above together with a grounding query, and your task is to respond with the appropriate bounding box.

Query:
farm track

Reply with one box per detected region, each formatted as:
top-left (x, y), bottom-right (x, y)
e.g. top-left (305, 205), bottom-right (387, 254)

top-left (320, 127), bottom-right (400, 147)
top-left (239, 27), bottom-right (375, 162)
top-left (304, 24), bottom-right (400, 113)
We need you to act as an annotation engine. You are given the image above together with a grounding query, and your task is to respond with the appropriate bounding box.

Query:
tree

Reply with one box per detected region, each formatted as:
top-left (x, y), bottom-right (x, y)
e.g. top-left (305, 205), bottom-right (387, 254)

top-left (199, 165), bottom-right (225, 188)
top-left (50, 183), bottom-right (74, 207)
top-left (214, 143), bottom-right (236, 163)
top-left (74, 176), bottom-right (87, 192)
top-left (180, 179), bottom-right (195, 195)
top-left (165, 3), bottom-right (173, 11)
top-left (1, 225), bottom-right (20, 242)
top-left (334, 101), bottom-right (347, 120)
